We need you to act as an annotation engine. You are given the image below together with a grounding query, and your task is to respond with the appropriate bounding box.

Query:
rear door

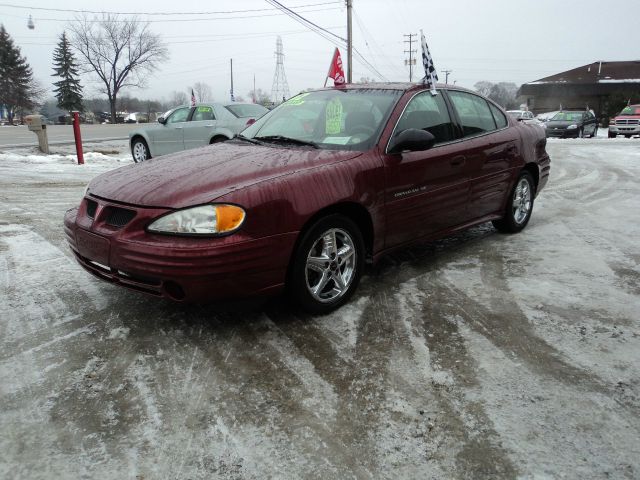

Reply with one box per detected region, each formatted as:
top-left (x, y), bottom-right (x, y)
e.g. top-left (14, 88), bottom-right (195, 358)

top-left (184, 105), bottom-right (218, 150)
top-left (447, 90), bottom-right (521, 220)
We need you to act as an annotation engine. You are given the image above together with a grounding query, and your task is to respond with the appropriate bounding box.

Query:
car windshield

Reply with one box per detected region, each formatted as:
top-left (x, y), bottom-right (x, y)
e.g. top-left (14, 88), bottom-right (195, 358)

top-left (619, 106), bottom-right (640, 116)
top-left (225, 104), bottom-right (269, 118)
top-left (240, 88), bottom-right (402, 151)
top-left (507, 111), bottom-right (525, 118)
top-left (551, 112), bottom-right (583, 122)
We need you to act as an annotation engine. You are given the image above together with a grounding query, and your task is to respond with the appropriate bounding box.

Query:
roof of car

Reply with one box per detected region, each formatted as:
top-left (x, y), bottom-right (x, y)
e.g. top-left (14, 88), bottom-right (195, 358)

top-left (316, 82), bottom-right (474, 94)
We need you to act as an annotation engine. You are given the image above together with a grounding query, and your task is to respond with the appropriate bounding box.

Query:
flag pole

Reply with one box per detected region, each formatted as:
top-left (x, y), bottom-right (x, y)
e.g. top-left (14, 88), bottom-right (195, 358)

top-left (324, 48), bottom-right (338, 87)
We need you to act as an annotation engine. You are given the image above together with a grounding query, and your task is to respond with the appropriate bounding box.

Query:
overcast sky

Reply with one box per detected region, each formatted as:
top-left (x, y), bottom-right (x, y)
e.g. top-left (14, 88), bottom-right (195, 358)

top-left (2, 0), bottom-right (638, 104)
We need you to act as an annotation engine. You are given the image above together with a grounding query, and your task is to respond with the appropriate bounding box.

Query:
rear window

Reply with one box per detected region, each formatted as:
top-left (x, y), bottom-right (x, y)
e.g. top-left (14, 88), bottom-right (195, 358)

top-left (225, 104), bottom-right (269, 118)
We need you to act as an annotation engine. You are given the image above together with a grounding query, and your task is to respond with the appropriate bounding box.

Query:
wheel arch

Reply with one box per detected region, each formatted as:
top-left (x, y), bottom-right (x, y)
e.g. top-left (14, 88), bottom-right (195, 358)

top-left (522, 162), bottom-right (539, 195)
top-left (285, 201), bottom-right (374, 287)
top-left (209, 134), bottom-right (230, 144)
top-left (130, 134), bottom-right (152, 157)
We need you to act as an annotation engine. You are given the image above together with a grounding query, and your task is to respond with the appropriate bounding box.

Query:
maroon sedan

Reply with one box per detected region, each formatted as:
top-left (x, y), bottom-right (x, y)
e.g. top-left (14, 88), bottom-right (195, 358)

top-left (64, 83), bottom-right (550, 313)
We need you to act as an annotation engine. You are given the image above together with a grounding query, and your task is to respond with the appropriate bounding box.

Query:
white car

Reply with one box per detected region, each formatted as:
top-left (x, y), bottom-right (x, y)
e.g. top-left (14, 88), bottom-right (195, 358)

top-left (507, 110), bottom-right (546, 128)
top-left (129, 102), bottom-right (268, 162)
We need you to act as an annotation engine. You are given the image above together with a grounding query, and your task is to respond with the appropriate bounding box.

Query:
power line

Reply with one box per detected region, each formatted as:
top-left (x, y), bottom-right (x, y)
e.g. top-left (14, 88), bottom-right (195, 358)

top-left (9, 7), bottom-right (343, 24)
top-left (0, 2), bottom-right (342, 16)
top-left (264, 0), bottom-right (346, 43)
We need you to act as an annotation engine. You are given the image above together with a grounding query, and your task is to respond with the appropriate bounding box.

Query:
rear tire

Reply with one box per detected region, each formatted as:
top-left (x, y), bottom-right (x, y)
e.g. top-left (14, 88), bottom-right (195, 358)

top-left (131, 138), bottom-right (150, 163)
top-left (492, 171), bottom-right (535, 234)
top-left (210, 136), bottom-right (227, 144)
top-left (289, 215), bottom-right (364, 314)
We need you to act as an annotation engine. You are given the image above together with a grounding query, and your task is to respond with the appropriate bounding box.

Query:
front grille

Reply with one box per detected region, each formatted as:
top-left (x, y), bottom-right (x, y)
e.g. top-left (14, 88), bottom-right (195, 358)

top-left (86, 199), bottom-right (98, 218)
top-left (616, 119), bottom-right (639, 125)
top-left (105, 207), bottom-right (136, 227)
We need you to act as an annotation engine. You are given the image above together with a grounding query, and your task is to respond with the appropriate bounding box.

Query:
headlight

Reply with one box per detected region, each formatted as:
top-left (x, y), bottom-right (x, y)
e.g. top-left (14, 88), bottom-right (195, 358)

top-left (148, 204), bottom-right (246, 235)
top-left (567, 124), bottom-right (578, 129)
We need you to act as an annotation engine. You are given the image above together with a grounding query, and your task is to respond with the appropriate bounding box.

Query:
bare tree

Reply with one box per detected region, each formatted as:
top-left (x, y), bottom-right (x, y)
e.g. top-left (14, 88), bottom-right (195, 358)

top-left (474, 81), bottom-right (494, 98)
top-left (247, 88), bottom-right (271, 106)
top-left (192, 82), bottom-right (212, 102)
top-left (69, 14), bottom-right (168, 123)
top-left (169, 90), bottom-right (187, 107)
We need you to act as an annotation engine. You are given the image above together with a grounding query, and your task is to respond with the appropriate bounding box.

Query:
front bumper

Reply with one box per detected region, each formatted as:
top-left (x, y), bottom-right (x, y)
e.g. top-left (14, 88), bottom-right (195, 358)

top-left (545, 127), bottom-right (579, 138)
top-left (609, 125), bottom-right (640, 136)
top-left (64, 198), bottom-right (297, 302)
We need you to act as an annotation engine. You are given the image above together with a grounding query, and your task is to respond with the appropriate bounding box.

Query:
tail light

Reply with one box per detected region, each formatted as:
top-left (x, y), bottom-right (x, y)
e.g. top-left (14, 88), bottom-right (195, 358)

top-left (246, 118), bottom-right (256, 126)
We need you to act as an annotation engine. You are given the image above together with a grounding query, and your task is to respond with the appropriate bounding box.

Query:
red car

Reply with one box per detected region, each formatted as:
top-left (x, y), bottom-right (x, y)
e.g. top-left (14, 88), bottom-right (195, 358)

top-left (608, 104), bottom-right (640, 138)
top-left (64, 83), bottom-right (550, 313)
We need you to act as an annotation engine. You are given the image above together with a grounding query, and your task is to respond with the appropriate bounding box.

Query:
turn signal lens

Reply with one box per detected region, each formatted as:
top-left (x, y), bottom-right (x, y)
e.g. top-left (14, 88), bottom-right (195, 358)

top-left (215, 205), bottom-right (245, 233)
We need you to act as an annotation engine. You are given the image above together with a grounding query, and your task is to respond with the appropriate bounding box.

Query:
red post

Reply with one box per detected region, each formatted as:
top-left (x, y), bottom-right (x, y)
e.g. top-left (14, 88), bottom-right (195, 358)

top-left (72, 111), bottom-right (84, 165)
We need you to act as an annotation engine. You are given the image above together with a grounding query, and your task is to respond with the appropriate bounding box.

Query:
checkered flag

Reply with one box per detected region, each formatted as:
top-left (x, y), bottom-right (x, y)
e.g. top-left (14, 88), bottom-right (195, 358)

top-left (420, 30), bottom-right (439, 95)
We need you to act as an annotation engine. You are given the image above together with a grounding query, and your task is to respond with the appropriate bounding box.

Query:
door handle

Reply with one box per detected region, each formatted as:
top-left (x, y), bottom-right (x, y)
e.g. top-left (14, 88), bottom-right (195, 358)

top-left (450, 155), bottom-right (466, 167)
top-left (205, 124), bottom-right (214, 127)
top-left (175, 126), bottom-right (183, 129)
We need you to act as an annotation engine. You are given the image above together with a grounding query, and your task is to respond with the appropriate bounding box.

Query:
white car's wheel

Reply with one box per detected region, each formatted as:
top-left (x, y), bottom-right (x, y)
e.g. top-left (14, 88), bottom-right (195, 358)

top-left (131, 138), bottom-right (150, 163)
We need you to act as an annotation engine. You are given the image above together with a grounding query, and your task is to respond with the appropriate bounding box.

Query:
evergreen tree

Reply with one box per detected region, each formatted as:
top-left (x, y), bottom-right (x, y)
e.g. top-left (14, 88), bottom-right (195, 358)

top-left (0, 25), bottom-right (36, 124)
top-left (52, 31), bottom-right (83, 112)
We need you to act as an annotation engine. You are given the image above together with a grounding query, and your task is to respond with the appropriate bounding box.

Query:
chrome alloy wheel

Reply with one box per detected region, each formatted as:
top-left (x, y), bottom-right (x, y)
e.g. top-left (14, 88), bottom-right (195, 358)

top-left (132, 141), bottom-right (149, 162)
top-left (305, 228), bottom-right (356, 303)
top-left (512, 177), bottom-right (532, 225)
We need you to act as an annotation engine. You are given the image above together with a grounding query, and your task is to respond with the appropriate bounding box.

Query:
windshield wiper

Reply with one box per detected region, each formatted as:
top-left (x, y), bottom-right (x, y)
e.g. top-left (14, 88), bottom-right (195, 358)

top-left (233, 134), bottom-right (263, 145)
top-left (253, 135), bottom-right (318, 148)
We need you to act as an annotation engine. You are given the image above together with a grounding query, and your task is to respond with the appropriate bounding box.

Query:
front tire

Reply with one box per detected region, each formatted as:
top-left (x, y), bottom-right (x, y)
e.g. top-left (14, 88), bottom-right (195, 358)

top-left (289, 215), bottom-right (365, 314)
top-left (492, 172), bottom-right (535, 233)
top-left (131, 138), bottom-right (150, 162)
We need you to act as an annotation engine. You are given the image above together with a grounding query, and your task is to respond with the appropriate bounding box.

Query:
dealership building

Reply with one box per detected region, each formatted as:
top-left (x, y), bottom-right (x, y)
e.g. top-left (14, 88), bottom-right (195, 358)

top-left (519, 61), bottom-right (640, 122)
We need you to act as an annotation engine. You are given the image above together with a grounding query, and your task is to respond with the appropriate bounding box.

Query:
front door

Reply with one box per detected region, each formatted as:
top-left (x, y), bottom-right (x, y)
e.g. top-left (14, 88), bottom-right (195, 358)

top-left (152, 106), bottom-right (191, 156)
top-left (383, 90), bottom-right (470, 248)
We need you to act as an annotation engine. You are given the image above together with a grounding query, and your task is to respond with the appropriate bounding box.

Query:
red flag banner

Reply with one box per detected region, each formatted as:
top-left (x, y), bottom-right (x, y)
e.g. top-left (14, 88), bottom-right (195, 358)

top-left (327, 48), bottom-right (346, 86)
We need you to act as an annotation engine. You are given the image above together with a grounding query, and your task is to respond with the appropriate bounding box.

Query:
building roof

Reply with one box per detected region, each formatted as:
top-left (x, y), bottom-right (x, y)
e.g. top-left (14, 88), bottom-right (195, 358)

top-left (526, 61), bottom-right (640, 85)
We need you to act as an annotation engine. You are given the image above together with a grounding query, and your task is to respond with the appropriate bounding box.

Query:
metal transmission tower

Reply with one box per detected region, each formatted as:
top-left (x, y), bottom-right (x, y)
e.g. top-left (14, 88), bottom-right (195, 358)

top-left (271, 36), bottom-right (290, 104)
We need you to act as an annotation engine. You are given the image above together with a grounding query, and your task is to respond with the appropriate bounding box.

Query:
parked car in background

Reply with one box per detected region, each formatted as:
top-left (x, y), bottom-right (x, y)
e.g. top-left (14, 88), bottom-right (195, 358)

top-left (608, 104), bottom-right (640, 138)
top-left (545, 110), bottom-right (598, 138)
top-left (535, 111), bottom-right (559, 123)
top-left (66, 84), bottom-right (550, 313)
top-left (129, 102), bottom-right (269, 162)
top-left (507, 110), bottom-right (545, 129)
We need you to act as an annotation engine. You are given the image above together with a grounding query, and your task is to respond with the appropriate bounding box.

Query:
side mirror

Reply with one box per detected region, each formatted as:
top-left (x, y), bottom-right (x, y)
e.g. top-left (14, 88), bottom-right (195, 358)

top-left (388, 128), bottom-right (436, 154)
top-left (157, 117), bottom-right (167, 125)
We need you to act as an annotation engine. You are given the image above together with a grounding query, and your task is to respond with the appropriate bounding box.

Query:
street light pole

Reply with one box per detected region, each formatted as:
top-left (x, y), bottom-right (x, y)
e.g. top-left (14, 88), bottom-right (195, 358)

top-left (346, 0), bottom-right (352, 83)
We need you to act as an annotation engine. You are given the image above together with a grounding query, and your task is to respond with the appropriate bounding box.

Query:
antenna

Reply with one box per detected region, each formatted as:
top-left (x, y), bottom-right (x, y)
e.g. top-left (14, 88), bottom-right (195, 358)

top-left (271, 36), bottom-right (290, 104)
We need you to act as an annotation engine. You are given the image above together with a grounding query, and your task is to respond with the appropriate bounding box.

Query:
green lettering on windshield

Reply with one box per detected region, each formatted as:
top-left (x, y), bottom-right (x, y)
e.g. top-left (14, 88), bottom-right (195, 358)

top-left (285, 93), bottom-right (310, 106)
top-left (325, 98), bottom-right (343, 135)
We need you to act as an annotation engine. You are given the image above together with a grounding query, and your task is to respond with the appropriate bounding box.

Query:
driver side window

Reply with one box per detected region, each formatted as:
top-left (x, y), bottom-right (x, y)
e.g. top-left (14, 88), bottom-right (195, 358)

top-left (395, 92), bottom-right (455, 144)
top-left (167, 107), bottom-right (191, 124)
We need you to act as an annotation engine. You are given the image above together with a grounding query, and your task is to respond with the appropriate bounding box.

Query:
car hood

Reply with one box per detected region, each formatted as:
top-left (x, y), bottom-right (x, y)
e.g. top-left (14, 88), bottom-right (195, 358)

top-left (89, 142), bottom-right (363, 208)
top-left (614, 115), bottom-right (640, 120)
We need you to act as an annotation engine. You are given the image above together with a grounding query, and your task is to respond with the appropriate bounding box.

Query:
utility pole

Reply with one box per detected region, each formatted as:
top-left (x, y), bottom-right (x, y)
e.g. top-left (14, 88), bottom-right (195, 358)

top-left (404, 33), bottom-right (417, 82)
top-left (230, 58), bottom-right (235, 102)
top-left (442, 69), bottom-right (452, 85)
top-left (346, 0), bottom-right (353, 83)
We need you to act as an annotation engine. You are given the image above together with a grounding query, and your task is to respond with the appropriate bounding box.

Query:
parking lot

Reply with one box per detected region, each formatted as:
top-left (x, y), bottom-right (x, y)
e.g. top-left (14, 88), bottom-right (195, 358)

top-left (1, 137), bottom-right (639, 479)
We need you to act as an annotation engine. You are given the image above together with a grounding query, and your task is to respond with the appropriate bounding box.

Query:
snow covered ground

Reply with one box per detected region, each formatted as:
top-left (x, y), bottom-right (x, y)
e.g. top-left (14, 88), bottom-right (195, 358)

top-left (1, 136), bottom-right (639, 479)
